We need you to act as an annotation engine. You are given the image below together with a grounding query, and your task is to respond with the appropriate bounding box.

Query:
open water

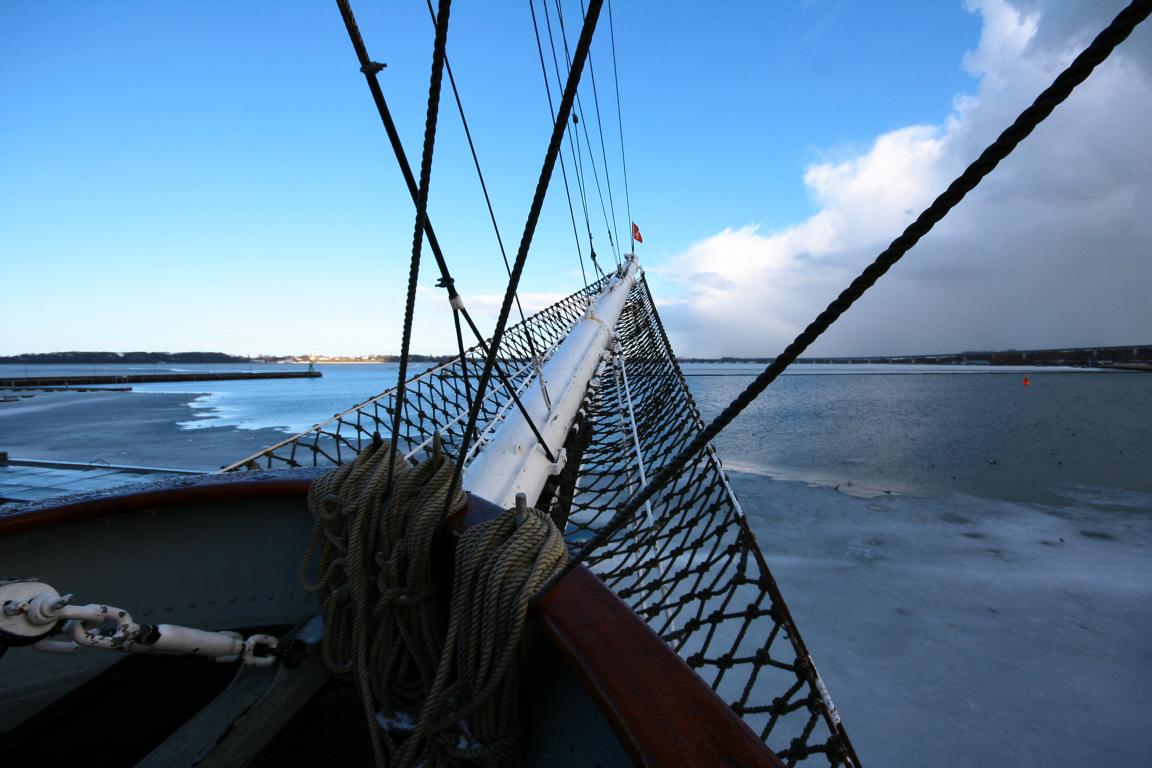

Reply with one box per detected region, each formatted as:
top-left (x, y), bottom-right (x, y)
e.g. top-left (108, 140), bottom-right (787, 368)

top-left (7, 361), bottom-right (1149, 495)
top-left (9, 361), bottom-right (1145, 502)
top-left (3, 361), bottom-right (1150, 765)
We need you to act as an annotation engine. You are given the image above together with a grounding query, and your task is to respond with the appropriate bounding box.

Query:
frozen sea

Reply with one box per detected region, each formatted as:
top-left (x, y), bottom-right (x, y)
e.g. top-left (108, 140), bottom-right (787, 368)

top-left (3, 361), bottom-right (1150, 765)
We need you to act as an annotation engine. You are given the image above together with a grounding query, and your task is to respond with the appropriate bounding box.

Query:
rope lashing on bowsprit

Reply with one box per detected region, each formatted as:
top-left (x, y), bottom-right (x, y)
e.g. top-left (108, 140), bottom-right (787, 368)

top-left (298, 438), bottom-right (567, 767)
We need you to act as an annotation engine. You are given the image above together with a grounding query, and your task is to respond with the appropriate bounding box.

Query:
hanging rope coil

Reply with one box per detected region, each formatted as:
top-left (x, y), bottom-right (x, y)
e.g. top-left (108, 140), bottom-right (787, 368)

top-left (397, 502), bottom-right (567, 767)
top-left (299, 441), bottom-right (566, 767)
top-left (300, 439), bottom-right (465, 763)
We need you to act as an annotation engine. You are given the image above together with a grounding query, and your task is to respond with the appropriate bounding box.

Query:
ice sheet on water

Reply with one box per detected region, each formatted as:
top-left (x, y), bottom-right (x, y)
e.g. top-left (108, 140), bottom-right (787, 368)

top-left (731, 471), bottom-right (1152, 767)
top-left (1045, 484), bottom-right (1152, 511)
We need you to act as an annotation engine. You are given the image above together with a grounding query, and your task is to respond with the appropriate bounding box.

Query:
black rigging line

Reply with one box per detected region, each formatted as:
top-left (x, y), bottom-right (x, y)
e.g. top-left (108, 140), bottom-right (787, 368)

top-left (607, 0), bottom-right (634, 254)
top-left (451, 306), bottom-right (473, 416)
top-left (552, 0), bottom-right (620, 266)
top-left (544, 0), bottom-right (1152, 593)
top-left (335, 0), bottom-right (557, 464)
top-left (337, 0), bottom-right (475, 427)
top-left (388, 0), bottom-right (452, 486)
top-left (543, 0), bottom-right (603, 270)
top-left (335, 1), bottom-right (462, 312)
top-left (528, 0), bottom-right (592, 285)
top-left (351, 6), bottom-right (453, 761)
top-left (449, 0), bottom-right (605, 504)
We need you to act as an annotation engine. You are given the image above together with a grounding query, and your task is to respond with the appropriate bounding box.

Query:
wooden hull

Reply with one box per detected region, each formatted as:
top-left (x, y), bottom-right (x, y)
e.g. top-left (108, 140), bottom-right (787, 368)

top-left (0, 471), bottom-right (780, 766)
top-left (0, 475), bottom-right (318, 731)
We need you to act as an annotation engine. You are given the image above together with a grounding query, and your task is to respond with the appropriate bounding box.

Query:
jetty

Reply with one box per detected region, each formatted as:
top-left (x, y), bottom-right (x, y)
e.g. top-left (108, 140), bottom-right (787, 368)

top-left (0, 371), bottom-right (322, 388)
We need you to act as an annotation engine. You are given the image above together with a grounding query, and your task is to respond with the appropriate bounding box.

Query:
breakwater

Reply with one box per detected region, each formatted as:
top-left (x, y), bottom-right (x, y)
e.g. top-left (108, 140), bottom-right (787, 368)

top-left (0, 371), bottom-right (322, 388)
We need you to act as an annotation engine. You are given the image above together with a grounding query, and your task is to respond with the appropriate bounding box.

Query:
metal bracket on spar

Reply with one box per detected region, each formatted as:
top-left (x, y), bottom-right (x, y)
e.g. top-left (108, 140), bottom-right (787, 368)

top-left (549, 446), bottom-right (568, 475)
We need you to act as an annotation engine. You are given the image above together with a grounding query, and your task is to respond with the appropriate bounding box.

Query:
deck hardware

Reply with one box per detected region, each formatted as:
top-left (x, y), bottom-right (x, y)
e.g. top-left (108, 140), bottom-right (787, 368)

top-left (1, 579), bottom-right (280, 666)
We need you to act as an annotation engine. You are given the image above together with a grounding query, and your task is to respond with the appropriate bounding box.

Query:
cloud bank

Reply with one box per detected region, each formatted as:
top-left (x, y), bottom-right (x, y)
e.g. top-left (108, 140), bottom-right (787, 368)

top-left (656, 0), bottom-right (1152, 357)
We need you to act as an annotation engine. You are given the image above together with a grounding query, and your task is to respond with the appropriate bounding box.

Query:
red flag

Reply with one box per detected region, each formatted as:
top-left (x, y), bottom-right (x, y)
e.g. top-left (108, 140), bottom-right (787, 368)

top-left (632, 222), bottom-right (644, 244)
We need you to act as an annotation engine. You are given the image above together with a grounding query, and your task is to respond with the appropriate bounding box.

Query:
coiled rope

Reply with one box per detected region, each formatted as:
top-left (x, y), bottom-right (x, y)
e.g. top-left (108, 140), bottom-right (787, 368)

top-left (299, 439), bottom-right (566, 767)
top-left (399, 502), bottom-right (567, 767)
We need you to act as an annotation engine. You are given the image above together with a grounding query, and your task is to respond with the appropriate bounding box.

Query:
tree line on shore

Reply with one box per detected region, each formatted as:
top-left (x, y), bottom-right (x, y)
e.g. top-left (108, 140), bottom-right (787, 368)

top-left (0, 351), bottom-right (456, 364)
top-left (6, 344), bottom-right (1147, 368)
top-left (0, 351), bottom-right (250, 364)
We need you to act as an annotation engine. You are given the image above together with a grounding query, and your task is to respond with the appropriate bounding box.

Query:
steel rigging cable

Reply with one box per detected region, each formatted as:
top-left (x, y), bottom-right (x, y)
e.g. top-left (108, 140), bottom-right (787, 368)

top-left (552, 0), bottom-right (621, 266)
top-left (528, 0), bottom-right (593, 286)
top-left (535, 0), bottom-right (600, 274)
top-left (607, 0), bottom-right (634, 254)
top-left (580, 0), bottom-right (625, 265)
top-left (424, 0), bottom-right (556, 414)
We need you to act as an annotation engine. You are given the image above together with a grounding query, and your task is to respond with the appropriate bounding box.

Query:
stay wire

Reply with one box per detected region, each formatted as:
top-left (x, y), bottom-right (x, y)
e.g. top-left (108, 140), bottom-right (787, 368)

top-left (449, 0), bottom-right (605, 506)
top-left (541, 0), bottom-right (1152, 595)
top-left (425, 0), bottom-right (552, 412)
top-left (580, 0), bottom-right (623, 266)
top-left (335, 0), bottom-right (556, 465)
top-left (607, 0), bottom-right (634, 254)
top-left (528, 0), bottom-right (591, 286)
top-left (553, 0), bottom-right (620, 266)
top-left (335, 0), bottom-right (460, 307)
top-left (539, 0), bottom-right (596, 263)
top-left (450, 306), bottom-right (474, 435)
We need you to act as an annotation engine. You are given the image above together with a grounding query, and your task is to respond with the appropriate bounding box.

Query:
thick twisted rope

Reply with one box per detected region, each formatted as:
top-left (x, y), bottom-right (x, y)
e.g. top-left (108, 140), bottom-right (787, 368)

top-left (300, 442), bottom-right (567, 767)
top-left (300, 439), bottom-right (467, 764)
top-left (543, 0), bottom-right (1152, 593)
top-left (389, 0), bottom-right (453, 469)
top-left (396, 505), bottom-right (567, 767)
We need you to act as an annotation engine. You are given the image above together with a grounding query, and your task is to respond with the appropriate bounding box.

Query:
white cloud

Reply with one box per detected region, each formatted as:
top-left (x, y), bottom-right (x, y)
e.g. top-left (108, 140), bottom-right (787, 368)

top-left (655, 0), bottom-right (1152, 357)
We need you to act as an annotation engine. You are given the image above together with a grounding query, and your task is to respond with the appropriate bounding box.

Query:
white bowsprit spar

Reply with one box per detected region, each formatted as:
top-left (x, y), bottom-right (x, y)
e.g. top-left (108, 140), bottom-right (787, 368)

top-left (463, 258), bottom-right (638, 509)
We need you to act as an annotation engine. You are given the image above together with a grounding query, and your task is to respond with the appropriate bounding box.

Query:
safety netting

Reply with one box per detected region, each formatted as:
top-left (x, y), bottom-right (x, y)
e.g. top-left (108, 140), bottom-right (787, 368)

top-left (223, 276), bottom-right (610, 473)
top-left (544, 275), bottom-right (852, 765)
top-left (226, 270), bottom-right (854, 765)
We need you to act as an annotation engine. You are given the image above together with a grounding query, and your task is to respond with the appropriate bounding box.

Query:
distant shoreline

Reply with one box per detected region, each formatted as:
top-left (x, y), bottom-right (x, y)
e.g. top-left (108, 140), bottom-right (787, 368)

top-left (3, 343), bottom-right (1148, 370)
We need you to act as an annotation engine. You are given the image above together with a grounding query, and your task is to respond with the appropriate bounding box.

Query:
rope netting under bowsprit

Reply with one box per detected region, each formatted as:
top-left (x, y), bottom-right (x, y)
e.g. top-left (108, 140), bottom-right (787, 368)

top-left (223, 269), bottom-right (853, 764)
top-left (545, 275), bottom-right (855, 766)
top-left (222, 275), bottom-right (610, 473)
